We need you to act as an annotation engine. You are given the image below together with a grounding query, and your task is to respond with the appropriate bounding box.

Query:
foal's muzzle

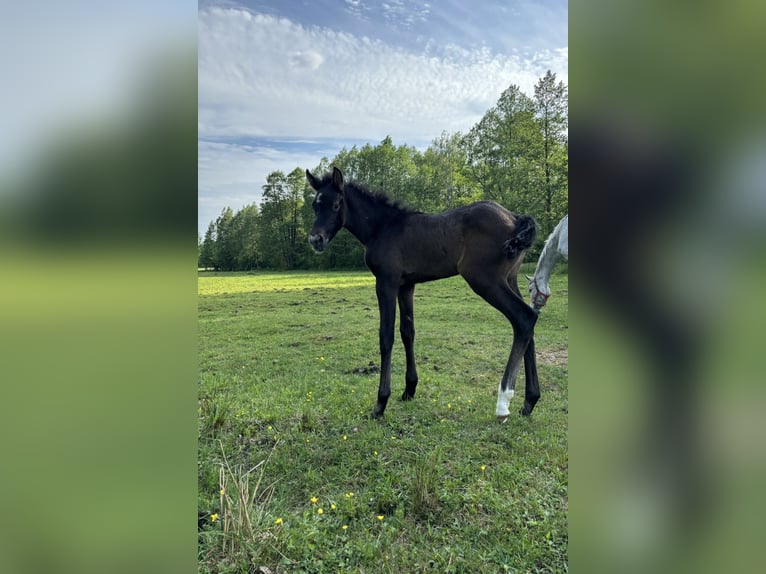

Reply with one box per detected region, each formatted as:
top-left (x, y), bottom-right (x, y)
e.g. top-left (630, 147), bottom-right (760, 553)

top-left (308, 233), bottom-right (327, 253)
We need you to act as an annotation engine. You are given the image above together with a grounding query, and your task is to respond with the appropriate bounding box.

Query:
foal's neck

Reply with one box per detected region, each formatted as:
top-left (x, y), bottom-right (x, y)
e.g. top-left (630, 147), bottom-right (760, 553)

top-left (342, 185), bottom-right (402, 247)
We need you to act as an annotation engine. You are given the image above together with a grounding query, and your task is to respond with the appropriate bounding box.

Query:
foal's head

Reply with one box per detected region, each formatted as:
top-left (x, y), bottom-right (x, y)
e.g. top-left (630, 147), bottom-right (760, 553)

top-left (306, 166), bottom-right (346, 253)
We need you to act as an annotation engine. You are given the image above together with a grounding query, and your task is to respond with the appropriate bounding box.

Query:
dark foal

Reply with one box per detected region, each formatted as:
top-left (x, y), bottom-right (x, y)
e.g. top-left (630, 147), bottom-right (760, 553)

top-left (307, 167), bottom-right (540, 422)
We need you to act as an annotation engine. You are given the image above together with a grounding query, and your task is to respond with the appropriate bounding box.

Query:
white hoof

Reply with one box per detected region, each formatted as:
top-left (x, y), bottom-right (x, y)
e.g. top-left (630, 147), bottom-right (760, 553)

top-left (495, 387), bottom-right (515, 418)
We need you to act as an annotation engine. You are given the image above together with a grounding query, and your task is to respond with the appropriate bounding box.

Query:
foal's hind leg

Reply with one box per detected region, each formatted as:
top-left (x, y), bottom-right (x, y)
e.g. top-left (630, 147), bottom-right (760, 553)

top-left (463, 276), bottom-right (538, 421)
top-left (520, 335), bottom-right (540, 416)
top-left (398, 283), bottom-right (418, 401)
top-left (509, 275), bottom-right (541, 416)
top-left (495, 308), bottom-right (536, 421)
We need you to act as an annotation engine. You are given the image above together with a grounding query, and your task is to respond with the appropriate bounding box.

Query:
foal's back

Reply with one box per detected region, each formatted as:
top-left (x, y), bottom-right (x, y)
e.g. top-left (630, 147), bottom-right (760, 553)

top-left (388, 201), bottom-right (521, 284)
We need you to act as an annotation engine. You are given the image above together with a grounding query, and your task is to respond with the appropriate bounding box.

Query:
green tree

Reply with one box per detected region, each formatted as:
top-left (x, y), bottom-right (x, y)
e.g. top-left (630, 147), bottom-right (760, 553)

top-left (533, 70), bottom-right (569, 236)
top-left (199, 221), bottom-right (216, 269)
top-left (463, 84), bottom-right (541, 212)
top-left (258, 169), bottom-right (305, 269)
top-left (214, 207), bottom-right (236, 271)
top-left (418, 131), bottom-right (476, 211)
top-left (286, 167), bottom-right (308, 268)
top-left (343, 137), bottom-right (420, 206)
top-left (232, 204), bottom-right (260, 270)
top-left (259, 171), bottom-right (289, 268)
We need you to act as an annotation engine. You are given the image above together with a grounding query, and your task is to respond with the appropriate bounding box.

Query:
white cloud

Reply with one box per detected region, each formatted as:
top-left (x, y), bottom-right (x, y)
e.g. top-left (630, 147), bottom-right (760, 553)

top-left (198, 7), bottom-right (567, 143)
top-left (289, 50), bottom-right (324, 70)
top-left (344, 0), bottom-right (365, 19)
top-left (380, 0), bottom-right (431, 28)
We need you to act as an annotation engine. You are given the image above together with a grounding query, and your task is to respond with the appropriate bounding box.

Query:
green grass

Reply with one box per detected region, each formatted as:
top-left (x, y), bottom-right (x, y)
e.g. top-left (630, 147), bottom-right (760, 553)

top-left (199, 267), bottom-right (568, 573)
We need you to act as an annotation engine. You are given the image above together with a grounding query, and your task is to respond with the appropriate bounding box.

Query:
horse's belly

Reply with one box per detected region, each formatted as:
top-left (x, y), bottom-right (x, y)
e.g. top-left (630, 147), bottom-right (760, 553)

top-left (401, 245), bottom-right (459, 283)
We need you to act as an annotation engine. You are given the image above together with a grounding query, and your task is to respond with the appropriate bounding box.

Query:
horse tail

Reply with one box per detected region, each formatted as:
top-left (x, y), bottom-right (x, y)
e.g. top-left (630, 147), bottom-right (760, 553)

top-left (503, 214), bottom-right (538, 259)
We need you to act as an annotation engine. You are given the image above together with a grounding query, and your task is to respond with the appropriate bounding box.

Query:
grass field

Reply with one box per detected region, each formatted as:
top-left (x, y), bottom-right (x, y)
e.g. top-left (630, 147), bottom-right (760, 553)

top-left (198, 266), bottom-right (568, 573)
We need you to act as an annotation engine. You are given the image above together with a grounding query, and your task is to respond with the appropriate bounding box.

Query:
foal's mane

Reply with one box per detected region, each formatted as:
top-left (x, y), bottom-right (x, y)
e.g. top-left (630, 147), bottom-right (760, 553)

top-left (313, 171), bottom-right (420, 216)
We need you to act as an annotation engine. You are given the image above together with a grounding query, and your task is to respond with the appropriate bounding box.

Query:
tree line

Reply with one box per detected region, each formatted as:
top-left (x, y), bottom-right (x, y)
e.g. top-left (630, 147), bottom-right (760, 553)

top-left (199, 71), bottom-right (567, 271)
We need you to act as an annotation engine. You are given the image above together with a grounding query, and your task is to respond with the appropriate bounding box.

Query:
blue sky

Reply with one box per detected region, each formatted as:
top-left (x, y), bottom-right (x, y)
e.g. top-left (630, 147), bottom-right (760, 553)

top-left (198, 0), bottom-right (568, 234)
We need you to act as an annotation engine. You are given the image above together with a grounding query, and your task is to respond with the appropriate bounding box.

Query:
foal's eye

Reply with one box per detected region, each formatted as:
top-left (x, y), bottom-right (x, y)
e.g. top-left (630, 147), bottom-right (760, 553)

top-left (332, 202), bottom-right (340, 212)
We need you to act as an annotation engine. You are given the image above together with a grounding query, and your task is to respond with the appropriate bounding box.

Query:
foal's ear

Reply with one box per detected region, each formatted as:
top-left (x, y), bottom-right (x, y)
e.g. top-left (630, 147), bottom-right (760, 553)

top-left (306, 169), bottom-right (322, 190)
top-left (332, 166), bottom-right (345, 193)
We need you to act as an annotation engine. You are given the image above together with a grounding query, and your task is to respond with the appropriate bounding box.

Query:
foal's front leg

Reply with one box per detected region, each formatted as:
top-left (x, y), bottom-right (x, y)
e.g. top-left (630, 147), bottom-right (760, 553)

top-left (372, 278), bottom-right (398, 418)
top-left (398, 283), bottom-right (418, 401)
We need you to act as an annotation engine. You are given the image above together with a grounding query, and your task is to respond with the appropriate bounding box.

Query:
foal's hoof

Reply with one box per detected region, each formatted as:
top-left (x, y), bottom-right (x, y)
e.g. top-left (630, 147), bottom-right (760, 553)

top-left (519, 405), bottom-right (533, 416)
top-left (370, 409), bottom-right (385, 420)
top-left (400, 392), bottom-right (415, 402)
top-left (496, 415), bottom-right (509, 424)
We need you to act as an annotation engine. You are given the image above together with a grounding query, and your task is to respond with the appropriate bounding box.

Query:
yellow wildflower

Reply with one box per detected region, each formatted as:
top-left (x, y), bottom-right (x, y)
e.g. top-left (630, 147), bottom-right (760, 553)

top-left (331, 504), bottom-right (337, 510)
top-left (210, 513), bottom-right (219, 522)
top-left (310, 496), bottom-right (318, 504)
top-left (342, 525), bottom-right (348, 531)
top-left (274, 517), bottom-right (283, 525)
top-left (317, 508), bottom-right (324, 515)
top-left (377, 515), bottom-right (385, 521)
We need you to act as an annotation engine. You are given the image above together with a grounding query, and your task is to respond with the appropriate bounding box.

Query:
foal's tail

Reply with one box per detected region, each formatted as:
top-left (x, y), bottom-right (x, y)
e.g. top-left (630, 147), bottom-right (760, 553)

top-left (503, 214), bottom-right (538, 259)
